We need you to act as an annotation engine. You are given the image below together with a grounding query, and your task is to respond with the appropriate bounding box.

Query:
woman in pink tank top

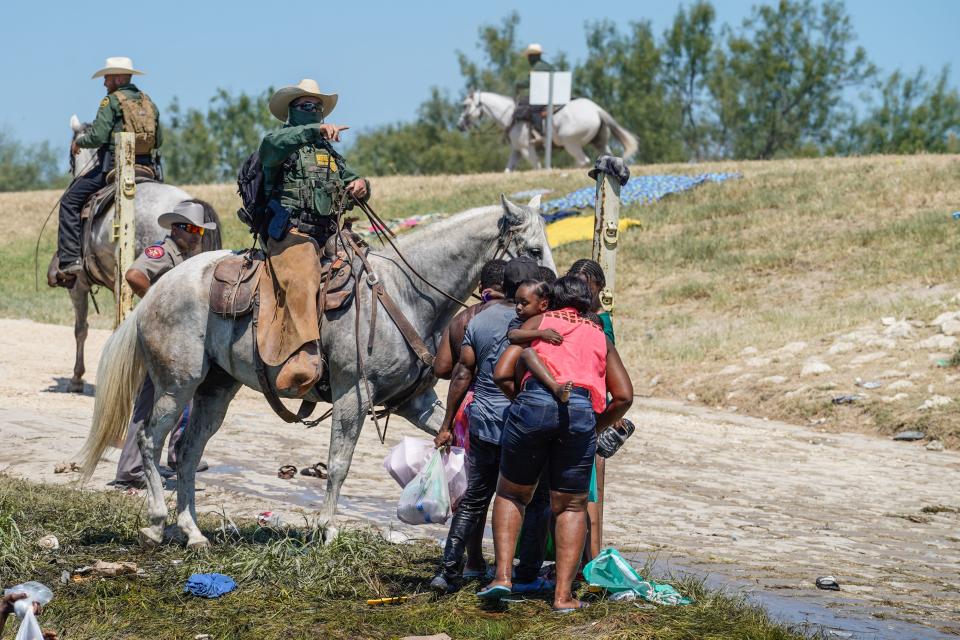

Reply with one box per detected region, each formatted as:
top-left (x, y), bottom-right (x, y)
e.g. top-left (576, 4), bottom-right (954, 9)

top-left (478, 276), bottom-right (634, 612)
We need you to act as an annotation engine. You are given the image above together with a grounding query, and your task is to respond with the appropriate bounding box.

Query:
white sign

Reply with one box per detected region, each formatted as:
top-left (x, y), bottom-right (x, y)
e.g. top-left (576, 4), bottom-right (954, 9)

top-left (529, 71), bottom-right (572, 106)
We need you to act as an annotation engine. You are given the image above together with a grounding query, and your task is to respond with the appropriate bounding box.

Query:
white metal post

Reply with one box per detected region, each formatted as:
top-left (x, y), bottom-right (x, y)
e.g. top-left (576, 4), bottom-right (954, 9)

top-left (589, 163), bottom-right (622, 553)
top-left (592, 172), bottom-right (621, 311)
top-left (544, 71), bottom-right (554, 170)
top-left (113, 132), bottom-right (137, 327)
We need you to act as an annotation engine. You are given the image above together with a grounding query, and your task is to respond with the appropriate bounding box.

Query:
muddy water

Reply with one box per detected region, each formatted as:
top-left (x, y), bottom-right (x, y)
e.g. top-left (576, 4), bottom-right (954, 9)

top-left (203, 463), bottom-right (957, 640)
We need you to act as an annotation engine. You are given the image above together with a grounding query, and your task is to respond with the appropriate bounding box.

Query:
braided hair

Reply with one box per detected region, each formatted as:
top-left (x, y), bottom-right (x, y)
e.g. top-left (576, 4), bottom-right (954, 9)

top-left (567, 258), bottom-right (606, 288)
top-left (537, 266), bottom-right (557, 284)
top-left (567, 259), bottom-right (606, 311)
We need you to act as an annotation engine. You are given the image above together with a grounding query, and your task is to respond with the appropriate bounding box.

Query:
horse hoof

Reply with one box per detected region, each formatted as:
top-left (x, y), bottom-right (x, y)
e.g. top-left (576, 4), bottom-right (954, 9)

top-left (322, 525), bottom-right (339, 545)
top-left (138, 527), bottom-right (163, 548)
top-left (187, 536), bottom-right (211, 550)
top-left (67, 379), bottom-right (85, 393)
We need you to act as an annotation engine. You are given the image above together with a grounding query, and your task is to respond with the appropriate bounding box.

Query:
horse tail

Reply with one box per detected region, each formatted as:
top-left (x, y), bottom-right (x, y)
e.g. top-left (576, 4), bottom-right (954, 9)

top-left (597, 107), bottom-right (639, 162)
top-left (78, 306), bottom-right (146, 481)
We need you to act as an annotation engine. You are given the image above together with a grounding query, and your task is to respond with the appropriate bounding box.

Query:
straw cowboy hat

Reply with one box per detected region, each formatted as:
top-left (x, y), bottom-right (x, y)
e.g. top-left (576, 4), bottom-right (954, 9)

top-left (268, 78), bottom-right (338, 122)
top-left (157, 201), bottom-right (217, 230)
top-left (91, 56), bottom-right (145, 79)
top-left (522, 43), bottom-right (543, 56)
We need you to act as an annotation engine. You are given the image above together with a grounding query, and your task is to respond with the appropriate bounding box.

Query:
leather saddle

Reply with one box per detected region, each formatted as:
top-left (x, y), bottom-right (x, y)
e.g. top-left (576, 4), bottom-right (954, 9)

top-left (208, 247), bottom-right (356, 318)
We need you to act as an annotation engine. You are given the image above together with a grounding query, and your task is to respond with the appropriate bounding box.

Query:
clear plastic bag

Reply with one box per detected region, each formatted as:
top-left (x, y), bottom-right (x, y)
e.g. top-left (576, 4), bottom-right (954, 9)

top-left (397, 450), bottom-right (451, 525)
top-left (3, 582), bottom-right (52, 640)
top-left (383, 437), bottom-right (467, 510)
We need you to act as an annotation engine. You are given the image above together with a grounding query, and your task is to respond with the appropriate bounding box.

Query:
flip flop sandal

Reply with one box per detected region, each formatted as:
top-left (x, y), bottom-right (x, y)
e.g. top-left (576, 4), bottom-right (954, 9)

top-left (300, 462), bottom-right (328, 479)
top-left (277, 465), bottom-right (297, 480)
top-left (596, 418), bottom-right (636, 458)
top-left (553, 601), bottom-right (590, 614)
top-left (462, 563), bottom-right (491, 580)
top-left (476, 584), bottom-right (511, 601)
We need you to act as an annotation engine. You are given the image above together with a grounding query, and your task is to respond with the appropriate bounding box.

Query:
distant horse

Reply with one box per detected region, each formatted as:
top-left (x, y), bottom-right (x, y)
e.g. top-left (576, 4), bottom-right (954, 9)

top-left (52, 115), bottom-right (220, 392)
top-left (457, 90), bottom-right (638, 172)
top-left (80, 194), bottom-right (554, 547)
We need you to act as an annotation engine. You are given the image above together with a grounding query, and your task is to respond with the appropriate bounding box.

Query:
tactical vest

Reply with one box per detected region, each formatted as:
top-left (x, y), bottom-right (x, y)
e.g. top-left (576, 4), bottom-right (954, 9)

top-left (114, 91), bottom-right (158, 155)
top-left (276, 143), bottom-right (345, 226)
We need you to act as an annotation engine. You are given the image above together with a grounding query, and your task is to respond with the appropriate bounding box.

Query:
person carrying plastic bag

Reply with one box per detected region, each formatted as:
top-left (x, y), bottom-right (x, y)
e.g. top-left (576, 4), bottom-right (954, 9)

top-left (397, 449), bottom-right (451, 525)
top-left (383, 436), bottom-right (467, 509)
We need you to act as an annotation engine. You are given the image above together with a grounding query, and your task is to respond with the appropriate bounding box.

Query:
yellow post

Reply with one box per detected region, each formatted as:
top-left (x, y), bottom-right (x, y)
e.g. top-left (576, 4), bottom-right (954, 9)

top-left (589, 164), bottom-right (622, 555)
top-left (113, 132), bottom-right (137, 327)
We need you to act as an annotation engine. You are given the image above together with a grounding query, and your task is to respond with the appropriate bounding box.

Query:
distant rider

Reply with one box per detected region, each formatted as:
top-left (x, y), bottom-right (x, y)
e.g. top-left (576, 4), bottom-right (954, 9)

top-left (57, 56), bottom-right (162, 283)
top-left (513, 43), bottom-right (554, 140)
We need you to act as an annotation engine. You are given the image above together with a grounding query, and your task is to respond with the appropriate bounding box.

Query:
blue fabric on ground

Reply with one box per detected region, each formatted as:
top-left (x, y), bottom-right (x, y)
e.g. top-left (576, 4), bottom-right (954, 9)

top-left (184, 573), bottom-right (236, 598)
top-left (542, 209), bottom-right (580, 224)
top-left (541, 173), bottom-right (741, 212)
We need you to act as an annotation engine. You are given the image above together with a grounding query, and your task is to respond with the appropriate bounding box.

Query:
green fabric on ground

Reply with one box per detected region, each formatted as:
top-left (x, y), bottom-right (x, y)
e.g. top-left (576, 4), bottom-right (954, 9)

top-left (583, 548), bottom-right (694, 606)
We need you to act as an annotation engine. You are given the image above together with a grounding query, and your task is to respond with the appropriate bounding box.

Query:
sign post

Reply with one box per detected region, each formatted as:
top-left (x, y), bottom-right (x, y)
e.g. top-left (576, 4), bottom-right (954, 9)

top-left (113, 132), bottom-right (137, 327)
top-left (530, 71), bottom-right (572, 170)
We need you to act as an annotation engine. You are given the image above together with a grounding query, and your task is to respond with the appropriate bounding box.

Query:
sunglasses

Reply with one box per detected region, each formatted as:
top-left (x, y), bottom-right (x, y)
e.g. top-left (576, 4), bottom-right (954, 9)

top-left (291, 101), bottom-right (322, 113)
top-left (173, 222), bottom-right (205, 236)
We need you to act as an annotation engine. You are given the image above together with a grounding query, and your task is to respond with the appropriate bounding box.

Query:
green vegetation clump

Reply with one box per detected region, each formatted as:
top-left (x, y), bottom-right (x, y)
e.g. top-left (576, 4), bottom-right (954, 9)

top-left (0, 475), bottom-right (807, 639)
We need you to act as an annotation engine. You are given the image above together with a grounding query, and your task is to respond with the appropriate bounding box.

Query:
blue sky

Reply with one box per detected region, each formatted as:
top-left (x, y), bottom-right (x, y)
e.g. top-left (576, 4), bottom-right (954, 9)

top-left (0, 0), bottom-right (956, 150)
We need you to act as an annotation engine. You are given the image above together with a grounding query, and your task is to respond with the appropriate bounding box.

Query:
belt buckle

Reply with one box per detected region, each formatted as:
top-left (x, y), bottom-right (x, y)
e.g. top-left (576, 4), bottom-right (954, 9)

top-left (366, 273), bottom-right (380, 286)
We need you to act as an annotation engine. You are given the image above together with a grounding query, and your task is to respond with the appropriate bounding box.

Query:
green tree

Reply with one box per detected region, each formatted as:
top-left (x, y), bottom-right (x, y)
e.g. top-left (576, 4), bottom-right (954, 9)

top-left (575, 20), bottom-right (684, 162)
top-left (163, 89), bottom-right (275, 184)
top-left (709, 0), bottom-right (874, 159)
top-left (662, 1), bottom-right (717, 159)
top-left (851, 66), bottom-right (960, 154)
top-left (0, 129), bottom-right (67, 192)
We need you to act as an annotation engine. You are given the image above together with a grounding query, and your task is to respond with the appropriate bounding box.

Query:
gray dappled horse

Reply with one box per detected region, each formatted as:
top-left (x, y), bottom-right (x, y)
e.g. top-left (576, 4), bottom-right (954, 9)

top-left (55, 115), bottom-right (221, 392)
top-left (80, 194), bottom-right (554, 547)
top-left (457, 90), bottom-right (639, 172)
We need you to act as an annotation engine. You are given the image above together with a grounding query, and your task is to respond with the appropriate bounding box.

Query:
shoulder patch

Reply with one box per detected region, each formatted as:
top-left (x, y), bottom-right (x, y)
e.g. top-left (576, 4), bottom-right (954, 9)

top-left (99, 97), bottom-right (110, 108)
top-left (144, 245), bottom-right (165, 259)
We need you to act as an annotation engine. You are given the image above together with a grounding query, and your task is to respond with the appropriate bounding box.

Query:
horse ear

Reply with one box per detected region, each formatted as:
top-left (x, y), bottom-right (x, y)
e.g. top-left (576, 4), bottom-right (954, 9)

top-left (527, 194), bottom-right (542, 211)
top-left (70, 114), bottom-right (82, 133)
top-left (499, 193), bottom-right (526, 225)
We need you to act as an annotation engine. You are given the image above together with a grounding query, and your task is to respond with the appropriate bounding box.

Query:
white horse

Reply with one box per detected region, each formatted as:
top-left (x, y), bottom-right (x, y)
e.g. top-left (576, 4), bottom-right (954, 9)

top-left (457, 90), bottom-right (638, 172)
top-left (80, 194), bottom-right (554, 547)
top-left (51, 115), bottom-right (221, 392)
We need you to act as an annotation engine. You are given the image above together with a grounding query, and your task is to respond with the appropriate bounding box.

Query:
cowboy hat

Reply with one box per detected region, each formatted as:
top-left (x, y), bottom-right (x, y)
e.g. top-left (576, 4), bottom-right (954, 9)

top-left (522, 43), bottom-right (543, 56)
top-left (158, 201), bottom-right (217, 230)
top-left (91, 56), bottom-right (145, 79)
top-left (268, 78), bottom-right (338, 122)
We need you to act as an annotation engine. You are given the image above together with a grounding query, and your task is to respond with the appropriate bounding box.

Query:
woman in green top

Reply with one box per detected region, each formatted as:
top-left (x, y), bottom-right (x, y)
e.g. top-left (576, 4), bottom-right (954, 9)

top-left (567, 259), bottom-right (614, 560)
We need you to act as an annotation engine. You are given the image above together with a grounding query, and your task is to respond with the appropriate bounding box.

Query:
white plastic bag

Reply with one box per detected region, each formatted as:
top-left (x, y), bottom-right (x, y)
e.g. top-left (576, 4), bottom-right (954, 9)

top-left (383, 437), bottom-right (435, 488)
top-left (397, 450), bottom-right (451, 525)
top-left (15, 608), bottom-right (44, 640)
top-left (3, 582), bottom-right (52, 640)
top-left (383, 437), bottom-right (467, 509)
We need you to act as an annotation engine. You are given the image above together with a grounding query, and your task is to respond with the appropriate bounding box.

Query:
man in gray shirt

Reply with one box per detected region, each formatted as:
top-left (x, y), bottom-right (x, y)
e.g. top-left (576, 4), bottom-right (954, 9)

top-left (432, 257), bottom-right (551, 593)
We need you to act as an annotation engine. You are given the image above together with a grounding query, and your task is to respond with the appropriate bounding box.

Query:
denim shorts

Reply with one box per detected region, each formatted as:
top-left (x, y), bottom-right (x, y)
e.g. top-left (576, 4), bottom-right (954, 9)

top-left (499, 380), bottom-right (597, 494)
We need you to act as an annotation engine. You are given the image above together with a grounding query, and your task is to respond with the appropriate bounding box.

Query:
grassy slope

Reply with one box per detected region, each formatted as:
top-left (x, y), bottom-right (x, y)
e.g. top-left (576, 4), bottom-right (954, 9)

top-left (0, 476), bottom-right (803, 640)
top-left (3, 155), bottom-right (960, 443)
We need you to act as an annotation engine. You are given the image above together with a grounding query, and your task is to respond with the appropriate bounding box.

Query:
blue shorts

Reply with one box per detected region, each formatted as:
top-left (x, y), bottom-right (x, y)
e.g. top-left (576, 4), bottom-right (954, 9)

top-left (499, 381), bottom-right (597, 494)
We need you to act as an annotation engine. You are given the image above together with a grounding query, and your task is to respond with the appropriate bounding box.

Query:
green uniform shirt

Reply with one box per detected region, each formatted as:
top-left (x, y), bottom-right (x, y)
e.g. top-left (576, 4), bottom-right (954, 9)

top-left (515, 58), bottom-right (555, 100)
top-left (74, 83), bottom-right (163, 153)
top-left (259, 123), bottom-right (368, 221)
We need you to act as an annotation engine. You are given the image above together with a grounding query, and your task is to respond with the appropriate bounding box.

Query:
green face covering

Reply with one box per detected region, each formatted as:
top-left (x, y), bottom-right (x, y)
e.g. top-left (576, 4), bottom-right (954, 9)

top-left (287, 108), bottom-right (323, 127)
